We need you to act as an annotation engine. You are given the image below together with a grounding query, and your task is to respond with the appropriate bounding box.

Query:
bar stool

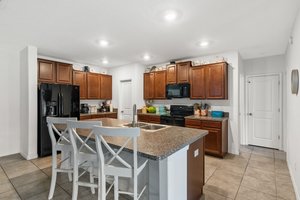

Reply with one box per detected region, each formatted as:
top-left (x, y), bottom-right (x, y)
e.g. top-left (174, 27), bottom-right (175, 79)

top-left (46, 117), bottom-right (77, 200)
top-left (93, 126), bottom-right (148, 200)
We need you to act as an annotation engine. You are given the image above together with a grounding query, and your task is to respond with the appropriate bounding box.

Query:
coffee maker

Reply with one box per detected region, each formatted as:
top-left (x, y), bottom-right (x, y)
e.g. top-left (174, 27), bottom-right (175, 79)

top-left (80, 103), bottom-right (89, 114)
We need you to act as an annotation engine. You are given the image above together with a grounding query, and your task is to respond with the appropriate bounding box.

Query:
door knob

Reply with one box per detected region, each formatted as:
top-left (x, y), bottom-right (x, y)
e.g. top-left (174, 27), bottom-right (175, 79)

top-left (247, 113), bottom-right (253, 116)
top-left (121, 111), bottom-right (124, 113)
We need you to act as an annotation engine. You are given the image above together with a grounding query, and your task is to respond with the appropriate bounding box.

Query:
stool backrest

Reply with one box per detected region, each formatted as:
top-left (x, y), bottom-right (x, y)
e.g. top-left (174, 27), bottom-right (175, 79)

top-left (46, 117), bottom-right (77, 148)
top-left (67, 120), bottom-right (102, 156)
top-left (92, 126), bottom-right (140, 170)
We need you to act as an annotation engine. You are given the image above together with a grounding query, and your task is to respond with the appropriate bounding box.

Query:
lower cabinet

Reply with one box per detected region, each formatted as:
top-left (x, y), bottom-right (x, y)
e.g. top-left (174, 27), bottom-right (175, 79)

top-left (185, 118), bottom-right (228, 158)
top-left (187, 138), bottom-right (204, 200)
top-left (137, 114), bottom-right (160, 124)
top-left (80, 113), bottom-right (118, 120)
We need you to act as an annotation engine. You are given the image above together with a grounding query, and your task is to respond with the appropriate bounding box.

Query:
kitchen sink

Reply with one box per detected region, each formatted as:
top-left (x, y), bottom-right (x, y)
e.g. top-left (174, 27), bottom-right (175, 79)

top-left (123, 122), bottom-right (167, 131)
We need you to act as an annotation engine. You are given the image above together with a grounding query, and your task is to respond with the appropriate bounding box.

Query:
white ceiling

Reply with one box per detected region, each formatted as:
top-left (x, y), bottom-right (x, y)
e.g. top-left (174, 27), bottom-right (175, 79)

top-left (0, 0), bottom-right (299, 67)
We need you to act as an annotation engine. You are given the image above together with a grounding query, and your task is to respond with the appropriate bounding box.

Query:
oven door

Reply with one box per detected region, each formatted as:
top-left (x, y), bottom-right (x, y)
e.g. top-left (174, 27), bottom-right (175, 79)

top-left (160, 115), bottom-right (174, 125)
top-left (173, 116), bottom-right (185, 127)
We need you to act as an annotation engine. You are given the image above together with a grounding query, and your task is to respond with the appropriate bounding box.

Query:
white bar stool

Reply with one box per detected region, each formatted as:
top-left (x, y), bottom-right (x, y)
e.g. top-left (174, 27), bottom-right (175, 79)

top-left (46, 117), bottom-right (77, 200)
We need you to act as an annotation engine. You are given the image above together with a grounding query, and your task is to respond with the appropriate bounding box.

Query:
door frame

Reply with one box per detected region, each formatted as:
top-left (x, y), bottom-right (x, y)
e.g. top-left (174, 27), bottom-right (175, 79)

top-left (118, 79), bottom-right (133, 120)
top-left (245, 73), bottom-right (283, 150)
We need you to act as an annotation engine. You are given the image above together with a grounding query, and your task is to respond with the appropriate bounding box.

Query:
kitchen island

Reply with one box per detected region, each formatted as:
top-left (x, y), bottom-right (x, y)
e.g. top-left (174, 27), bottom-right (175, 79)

top-left (82, 118), bottom-right (208, 200)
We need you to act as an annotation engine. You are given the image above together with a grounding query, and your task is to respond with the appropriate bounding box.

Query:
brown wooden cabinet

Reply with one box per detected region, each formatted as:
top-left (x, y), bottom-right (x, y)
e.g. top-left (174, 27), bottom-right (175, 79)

top-left (190, 62), bottom-right (228, 100)
top-left (176, 61), bottom-right (191, 83)
top-left (80, 112), bottom-right (117, 120)
top-left (166, 64), bottom-right (177, 84)
top-left (100, 74), bottom-right (112, 100)
top-left (187, 138), bottom-right (204, 200)
top-left (38, 59), bottom-right (56, 83)
top-left (185, 118), bottom-right (228, 158)
top-left (190, 67), bottom-right (206, 99)
top-left (137, 114), bottom-right (160, 124)
top-left (56, 62), bottom-right (73, 84)
top-left (144, 73), bottom-right (155, 99)
top-left (205, 62), bottom-right (228, 99)
top-left (38, 59), bottom-right (73, 84)
top-left (73, 71), bottom-right (87, 99)
top-left (87, 73), bottom-right (101, 99)
top-left (154, 71), bottom-right (166, 99)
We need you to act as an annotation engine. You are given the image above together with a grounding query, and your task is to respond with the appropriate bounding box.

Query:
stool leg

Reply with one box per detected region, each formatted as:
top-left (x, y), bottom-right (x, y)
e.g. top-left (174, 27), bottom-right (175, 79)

top-left (114, 176), bottom-right (119, 200)
top-left (90, 168), bottom-right (95, 194)
top-left (48, 151), bottom-right (57, 199)
top-left (72, 161), bottom-right (79, 200)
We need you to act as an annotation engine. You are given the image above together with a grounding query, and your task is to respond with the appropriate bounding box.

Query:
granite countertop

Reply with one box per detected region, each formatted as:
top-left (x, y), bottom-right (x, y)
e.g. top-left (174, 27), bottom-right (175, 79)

top-left (137, 112), bottom-right (166, 116)
top-left (185, 115), bottom-right (229, 122)
top-left (80, 112), bottom-right (117, 116)
top-left (78, 118), bottom-right (208, 160)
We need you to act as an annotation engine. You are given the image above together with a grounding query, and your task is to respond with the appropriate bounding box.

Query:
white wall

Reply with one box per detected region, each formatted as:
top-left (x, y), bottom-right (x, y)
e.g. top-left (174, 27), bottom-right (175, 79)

top-left (0, 47), bottom-right (21, 157)
top-left (108, 63), bottom-right (145, 118)
top-left (243, 55), bottom-right (286, 150)
top-left (155, 52), bottom-right (240, 155)
top-left (285, 10), bottom-right (300, 200)
top-left (20, 46), bottom-right (38, 159)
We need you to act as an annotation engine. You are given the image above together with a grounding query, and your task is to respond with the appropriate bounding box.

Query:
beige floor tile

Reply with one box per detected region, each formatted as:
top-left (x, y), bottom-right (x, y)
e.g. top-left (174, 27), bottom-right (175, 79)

top-left (235, 186), bottom-right (276, 200)
top-left (248, 158), bottom-right (275, 171)
top-left (223, 154), bottom-right (248, 168)
top-left (10, 170), bottom-right (48, 188)
top-left (2, 160), bottom-right (39, 179)
top-left (204, 177), bottom-right (240, 199)
top-left (274, 151), bottom-right (286, 160)
top-left (241, 175), bottom-right (276, 195)
top-left (245, 167), bottom-right (275, 182)
top-left (15, 178), bottom-right (52, 199)
top-left (0, 189), bottom-right (21, 199)
top-left (25, 186), bottom-right (71, 200)
top-left (239, 151), bottom-right (251, 160)
top-left (0, 154), bottom-right (25, 165)
top-left (250, 154), bottom-right (275, 163)
top-left (252, 147), bottom-right (274, 158)
top-left (211, 169), bottom-right (243, 185)
top-left (276, 183), bottom-right (296, 200)
top-left (205, 156), bottom-right (222, 168)
top-left (218, 162), bottom-right (247, 175)
top-left (203, 189), bottom-right (233, 200)
top-left (240, 145), bottom-right (253, 153)
top-left (31, 156), bottom-right (53, 169)
top-left (275, 161), bottom-right (290, 176)
top-left (42, 167), bottom-right (71, 185)
top-left (0, 180), bottom-right (15, 194)
top-left (0, 170), bottom-right (9, 183)
top-left (205, 164), bottom-right (217, 183)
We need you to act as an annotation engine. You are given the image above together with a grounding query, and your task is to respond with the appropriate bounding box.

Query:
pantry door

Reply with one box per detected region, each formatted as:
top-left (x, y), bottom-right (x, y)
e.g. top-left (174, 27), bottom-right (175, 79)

top-left (247, 74), bottom-right (281, 149)
top-left (119, 80), bottom-right (133, 121)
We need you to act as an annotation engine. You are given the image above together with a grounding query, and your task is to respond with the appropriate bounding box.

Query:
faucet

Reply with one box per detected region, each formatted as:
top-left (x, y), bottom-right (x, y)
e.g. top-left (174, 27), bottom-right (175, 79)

top-left (132, 104), bottom-right (137, 127)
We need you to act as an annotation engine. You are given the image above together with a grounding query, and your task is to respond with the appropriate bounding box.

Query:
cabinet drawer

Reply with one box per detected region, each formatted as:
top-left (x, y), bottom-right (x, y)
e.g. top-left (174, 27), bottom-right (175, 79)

top-left (201, 121), bottom-right (221, 129)
top-left (80, 115), bottom-right (92, 120)
top-left (91, 114), bottom-right (105, 119)
top-left (106, 113), bottom-right (118, 119)
top-left (185, 119), bottom-right (201, 126)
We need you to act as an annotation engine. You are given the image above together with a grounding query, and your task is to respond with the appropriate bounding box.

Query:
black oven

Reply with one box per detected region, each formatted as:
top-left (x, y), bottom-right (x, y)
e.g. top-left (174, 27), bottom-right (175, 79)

top-left (166, 83), bottom-right (190, 99)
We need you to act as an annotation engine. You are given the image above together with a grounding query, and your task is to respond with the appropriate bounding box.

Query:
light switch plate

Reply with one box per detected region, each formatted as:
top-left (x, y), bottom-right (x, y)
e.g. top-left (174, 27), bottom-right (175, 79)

top-left (194, 149), bottom-right (199, 157)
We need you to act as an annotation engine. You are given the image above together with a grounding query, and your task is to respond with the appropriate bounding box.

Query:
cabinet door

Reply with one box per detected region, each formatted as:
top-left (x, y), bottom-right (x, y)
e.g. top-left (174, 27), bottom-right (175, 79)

top-left (166, 64), bottom-right (177, 84)
top-left (106, 113), bottom-right (118, 119)
top-left (56, 62), bottom-right (73, 84)
top-left (80, 115), bottom-right (92, 120)
top-left (206, 63), bottom-right (228, 99)
top-left (204, 128), bottom-right (221, 155)
top-left (144, 73), bottom-right (154, 99)
top-left (138, 114), bottom-right (149, 122)
top-left (190, 67), bottom-right (206, 99)
top-left (154, 71), bottom-right (166, 99)
top-left (148, 115), bottom-right (160, 124)
top-left (73, 71), bottom-right (87, 99)
top-left (87, 73), bottom-right (100, 99)
top-left (100, 75), bottom-right (112, 99)
top-left (38, 59), bottom-right (56, 83)
top-left (176, 61), bottom-right (191, 83)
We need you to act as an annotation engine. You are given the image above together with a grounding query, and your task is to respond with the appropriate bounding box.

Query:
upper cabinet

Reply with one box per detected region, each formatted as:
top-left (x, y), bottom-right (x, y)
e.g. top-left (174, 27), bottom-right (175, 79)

top-left (190, 67), bottom-right (206, 99)
top-left (144, 71), bottom-right (166, 99)
top-left (100, 74), bottom-right (112, 100)
top-left (166, 64), bottom-right (177, 84)
top-left (87, 73), bottom-right (101, 99)
top-left (176, 61), bottom-right (191, 83)
top-left (38, 59), bottom-right (56, 83)
top-left (38, 59), bottom-right (72, 84)
top-left (205, 62), bottom-right (228, 99)
top-left (191, 62), bottom-right (228, 100)
top-left (144, 73), bottom-right (154, 99)
top-left (154, 71), bottom-right (167, 99)
top-left (56, 62), bottom-right (73, 84)
top-left (73, 71), bottom-right (87, 99)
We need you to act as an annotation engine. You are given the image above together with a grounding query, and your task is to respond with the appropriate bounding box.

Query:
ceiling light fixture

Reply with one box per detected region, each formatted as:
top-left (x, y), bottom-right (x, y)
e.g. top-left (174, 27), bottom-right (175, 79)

top-left (98, 40), bottom-right (109, 47)
top-left (102, 59), bottom-right (108, 64)
top-left (163, 10), bottom-right (179, 22)
top-left (143, 54), bottom-right (151, 61)
top-left (197, 41), bottom-right (210, 47)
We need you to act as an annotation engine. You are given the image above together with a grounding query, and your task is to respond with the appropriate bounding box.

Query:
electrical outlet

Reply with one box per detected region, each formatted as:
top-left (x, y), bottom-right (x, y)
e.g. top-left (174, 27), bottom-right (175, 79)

top-left (194, 149), bottom-right (199, 157)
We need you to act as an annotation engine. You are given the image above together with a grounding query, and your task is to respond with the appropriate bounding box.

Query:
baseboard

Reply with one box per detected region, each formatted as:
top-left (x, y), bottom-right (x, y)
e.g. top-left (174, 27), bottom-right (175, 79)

top-left (20, 152), bottom-right (38, 160)
top-left (287, 159), bottom-right (300, 200)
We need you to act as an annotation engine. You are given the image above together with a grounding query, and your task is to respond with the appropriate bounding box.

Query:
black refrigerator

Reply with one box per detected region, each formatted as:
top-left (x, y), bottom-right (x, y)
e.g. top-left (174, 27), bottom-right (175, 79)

top-left (38, 83), bottom-right (80, 157)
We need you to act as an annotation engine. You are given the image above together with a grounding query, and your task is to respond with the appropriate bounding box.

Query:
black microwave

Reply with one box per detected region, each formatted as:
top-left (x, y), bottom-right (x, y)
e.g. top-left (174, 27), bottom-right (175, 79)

top-left (166, 83), bottom-right (190, 99)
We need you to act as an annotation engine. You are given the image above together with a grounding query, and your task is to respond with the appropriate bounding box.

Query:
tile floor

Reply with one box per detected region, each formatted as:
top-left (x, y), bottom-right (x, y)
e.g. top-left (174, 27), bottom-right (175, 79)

top-left (0, 146), bottom-right (297, 200)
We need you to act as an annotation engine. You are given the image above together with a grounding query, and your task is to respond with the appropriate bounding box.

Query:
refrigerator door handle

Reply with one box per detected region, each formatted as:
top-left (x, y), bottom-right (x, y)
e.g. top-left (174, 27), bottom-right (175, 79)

top-left (61, 93), bottom-right (64, 116)
top-left (58, 93), bottom-right (61, 117)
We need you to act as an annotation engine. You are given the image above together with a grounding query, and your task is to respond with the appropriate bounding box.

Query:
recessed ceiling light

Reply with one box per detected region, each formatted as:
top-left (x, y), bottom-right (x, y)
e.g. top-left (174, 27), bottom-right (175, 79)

top-left (143, 54), bottom-right (151, 61)
top-left (163, 10), bottom-right (179, 22)
top-left (98, 40), bottom-right (109, 47)
top-left (102, 59), bottom-right (108, 64)
top-left (197, 41), bottom-right (210, 47)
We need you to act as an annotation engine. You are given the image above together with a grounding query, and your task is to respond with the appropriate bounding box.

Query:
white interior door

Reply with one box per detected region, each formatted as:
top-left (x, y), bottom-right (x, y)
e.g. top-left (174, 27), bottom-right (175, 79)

top-left (247, 75), bottom-right (280, 149)
top-left (119, 80), bottom-right (132, 121)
